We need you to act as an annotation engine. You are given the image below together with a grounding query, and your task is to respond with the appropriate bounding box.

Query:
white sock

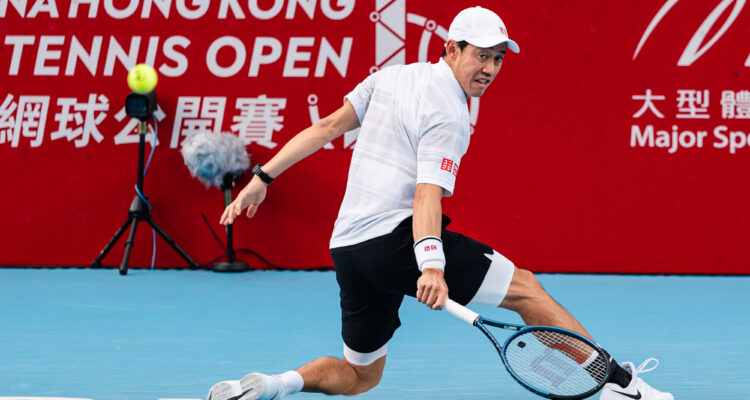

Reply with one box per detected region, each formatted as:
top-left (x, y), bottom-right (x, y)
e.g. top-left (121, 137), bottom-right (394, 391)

top-left (277, 371), bottom-right (304, 397)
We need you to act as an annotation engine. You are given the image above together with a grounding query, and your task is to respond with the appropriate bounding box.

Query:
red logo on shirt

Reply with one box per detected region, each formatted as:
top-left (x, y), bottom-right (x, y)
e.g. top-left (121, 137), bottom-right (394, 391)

top-left (441, 158), bottom-right (454, 172)
top-left (424, 245), bottom-right (438, 251)
top-left (452, 163), bottom-right (459, 177)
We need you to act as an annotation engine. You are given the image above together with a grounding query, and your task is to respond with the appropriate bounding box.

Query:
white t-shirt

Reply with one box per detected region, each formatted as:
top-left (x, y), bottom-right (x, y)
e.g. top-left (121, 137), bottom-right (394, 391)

top-left (329, 58), bottom-right (471, 248)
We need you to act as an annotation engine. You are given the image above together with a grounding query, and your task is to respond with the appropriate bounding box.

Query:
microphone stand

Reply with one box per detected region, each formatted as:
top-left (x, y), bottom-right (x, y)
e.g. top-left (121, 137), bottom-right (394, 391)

top-left (212, 173), bottom-right (250, 272)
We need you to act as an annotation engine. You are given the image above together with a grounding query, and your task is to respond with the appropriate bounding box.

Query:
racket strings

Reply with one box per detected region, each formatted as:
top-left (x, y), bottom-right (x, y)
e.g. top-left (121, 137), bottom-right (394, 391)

top-left (535, 331), bottom-right (608, 382)
top-left (503, 328), bottom-right (608, 396)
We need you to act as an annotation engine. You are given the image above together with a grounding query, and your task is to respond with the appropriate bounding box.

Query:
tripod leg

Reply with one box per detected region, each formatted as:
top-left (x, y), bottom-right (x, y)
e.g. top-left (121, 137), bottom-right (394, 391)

top-left (91, 217), bottom-right (133, 268)
top-left (146, 218), bottom-right (200, 269)
top-left (120, 217), bottom-right (140, 275)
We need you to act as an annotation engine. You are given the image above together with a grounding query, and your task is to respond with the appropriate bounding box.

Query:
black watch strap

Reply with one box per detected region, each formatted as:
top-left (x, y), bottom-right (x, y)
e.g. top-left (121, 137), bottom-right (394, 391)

top-left (252, 163), bottom-right (274, 185)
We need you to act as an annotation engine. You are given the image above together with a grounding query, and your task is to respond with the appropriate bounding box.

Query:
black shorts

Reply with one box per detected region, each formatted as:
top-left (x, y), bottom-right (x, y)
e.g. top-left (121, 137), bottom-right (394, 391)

top-left (331, 215), bottom-right (510, 355)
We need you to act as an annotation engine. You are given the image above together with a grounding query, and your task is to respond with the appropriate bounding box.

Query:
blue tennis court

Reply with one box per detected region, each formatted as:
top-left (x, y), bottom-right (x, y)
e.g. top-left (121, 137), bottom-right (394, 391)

top-left (1, 269), bottom-right (747, 400)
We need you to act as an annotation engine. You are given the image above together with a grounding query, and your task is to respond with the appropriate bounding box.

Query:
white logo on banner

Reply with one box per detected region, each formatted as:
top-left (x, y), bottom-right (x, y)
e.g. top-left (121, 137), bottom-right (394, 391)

top-left (371, 0), bottom-right (480, 131)
top-left (634, 0), bottom-right (750, 66)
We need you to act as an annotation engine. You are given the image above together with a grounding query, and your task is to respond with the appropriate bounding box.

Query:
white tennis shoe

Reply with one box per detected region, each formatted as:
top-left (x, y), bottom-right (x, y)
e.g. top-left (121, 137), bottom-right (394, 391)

top-left (207, 372), bottom-right (282, 400)
top-left (599, 358), bottom-right (673, 400)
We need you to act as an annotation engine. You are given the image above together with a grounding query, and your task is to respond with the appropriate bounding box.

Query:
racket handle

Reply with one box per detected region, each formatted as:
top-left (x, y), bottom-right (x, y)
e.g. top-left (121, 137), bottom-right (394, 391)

top-left (444, 299), bottom-right (480, 325)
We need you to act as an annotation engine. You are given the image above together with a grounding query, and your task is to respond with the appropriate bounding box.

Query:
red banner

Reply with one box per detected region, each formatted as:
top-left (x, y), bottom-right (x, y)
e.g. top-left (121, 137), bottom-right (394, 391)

top-left (2, 0), bottom-right (749, 274)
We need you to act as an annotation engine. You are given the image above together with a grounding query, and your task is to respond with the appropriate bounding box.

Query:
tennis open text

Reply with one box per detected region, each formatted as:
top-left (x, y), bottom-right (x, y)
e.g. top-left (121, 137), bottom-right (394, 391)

top-left (3, 35), bottom-right (352, 78)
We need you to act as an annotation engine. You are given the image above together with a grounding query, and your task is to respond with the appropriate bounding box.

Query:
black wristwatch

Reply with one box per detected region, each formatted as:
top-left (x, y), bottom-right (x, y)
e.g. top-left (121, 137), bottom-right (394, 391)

top-left (252, 163), bottom-right (274, 185)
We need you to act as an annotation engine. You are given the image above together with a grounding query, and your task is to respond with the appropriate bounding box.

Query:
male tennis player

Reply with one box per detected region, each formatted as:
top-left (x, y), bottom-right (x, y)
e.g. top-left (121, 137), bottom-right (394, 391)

top-left (209, 6), bottom-right (673, 400)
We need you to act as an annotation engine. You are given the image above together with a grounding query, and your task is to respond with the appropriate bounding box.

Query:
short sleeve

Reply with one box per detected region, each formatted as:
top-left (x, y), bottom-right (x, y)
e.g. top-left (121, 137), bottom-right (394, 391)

top-left (416, 119), bottom-right (467, 197)
top-left (343, 72), bottom-right (379, 124)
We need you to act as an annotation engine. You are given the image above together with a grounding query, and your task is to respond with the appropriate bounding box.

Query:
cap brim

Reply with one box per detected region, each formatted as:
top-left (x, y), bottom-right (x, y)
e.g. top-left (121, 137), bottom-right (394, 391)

top-left (466, 35), bottom-right (520, 53)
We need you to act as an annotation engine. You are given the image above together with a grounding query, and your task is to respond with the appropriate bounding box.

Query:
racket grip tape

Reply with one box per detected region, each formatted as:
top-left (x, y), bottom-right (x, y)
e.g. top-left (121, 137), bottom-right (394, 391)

top-left (444, 299), bottom-right (480, 325)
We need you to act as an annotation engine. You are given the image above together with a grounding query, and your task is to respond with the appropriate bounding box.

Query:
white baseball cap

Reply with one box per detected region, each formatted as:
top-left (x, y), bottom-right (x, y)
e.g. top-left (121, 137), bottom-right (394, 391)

top-left (448, 6), bottom-right (520, 53)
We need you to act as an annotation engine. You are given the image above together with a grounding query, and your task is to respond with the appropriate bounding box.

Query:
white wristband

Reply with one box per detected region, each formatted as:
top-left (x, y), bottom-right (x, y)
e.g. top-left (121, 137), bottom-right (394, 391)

top-left (414, 236), bottom-right (445, 272)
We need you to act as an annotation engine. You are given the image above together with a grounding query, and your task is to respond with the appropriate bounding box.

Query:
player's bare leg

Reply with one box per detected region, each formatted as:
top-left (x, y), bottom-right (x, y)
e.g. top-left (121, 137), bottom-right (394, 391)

top-left (499, 267), bottom-right (592, 340)
top-left (206, 356), bottom-right (384, 400)
top-left (298, 355), bottom-right (385, 395)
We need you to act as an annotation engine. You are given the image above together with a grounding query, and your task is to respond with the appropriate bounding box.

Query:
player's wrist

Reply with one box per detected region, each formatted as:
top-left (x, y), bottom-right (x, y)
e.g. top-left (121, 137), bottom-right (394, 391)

top-left (414, 236), bottom-right (445, 272)
top-left (421, 260), bottom-right (446, 273)
top-left (252, 163), bottom-right (274, 185)
top-left (251, 174), bottom-right (269, 187)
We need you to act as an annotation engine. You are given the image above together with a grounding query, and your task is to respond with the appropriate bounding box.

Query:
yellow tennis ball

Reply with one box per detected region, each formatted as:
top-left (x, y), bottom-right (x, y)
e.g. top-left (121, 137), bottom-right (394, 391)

top-left (127, 63), bottom-right (158, 93)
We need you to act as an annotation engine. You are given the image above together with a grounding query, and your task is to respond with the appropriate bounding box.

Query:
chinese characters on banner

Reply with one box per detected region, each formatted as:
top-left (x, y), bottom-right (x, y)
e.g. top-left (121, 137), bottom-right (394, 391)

top-left (631, 89), bottom-right (750, 154)
top-left (0, 93), bottom-right (360, 150)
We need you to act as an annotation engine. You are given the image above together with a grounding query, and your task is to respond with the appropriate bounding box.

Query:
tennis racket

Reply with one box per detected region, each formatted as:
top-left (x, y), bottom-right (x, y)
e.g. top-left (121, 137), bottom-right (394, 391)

top-left (444, 299), bottom-right (612, 399)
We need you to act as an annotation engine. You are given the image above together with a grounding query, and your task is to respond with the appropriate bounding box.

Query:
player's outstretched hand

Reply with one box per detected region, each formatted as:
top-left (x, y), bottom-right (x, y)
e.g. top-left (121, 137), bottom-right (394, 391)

top-left (416, 269), bottom-right (448, 310)
top-left (220, 176), bottom-right (267, 225)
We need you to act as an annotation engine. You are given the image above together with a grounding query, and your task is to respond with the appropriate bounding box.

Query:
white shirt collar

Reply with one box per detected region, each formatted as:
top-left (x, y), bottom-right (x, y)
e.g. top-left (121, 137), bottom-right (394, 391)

top-left (435, 57), bottom-right (467, 101)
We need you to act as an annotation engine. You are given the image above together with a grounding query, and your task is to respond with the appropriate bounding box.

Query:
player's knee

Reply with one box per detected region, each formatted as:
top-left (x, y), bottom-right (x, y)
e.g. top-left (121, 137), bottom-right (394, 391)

top-left (343, 370), bottom-right (382, 395)
top-left (343, 357), bottom-right (384, 395)
top-left (343, 374), bottom-right (381, 395)
top-left (503, 268), bottom-right (548, 312)
top-left (520, 268), bottom-right (548, 300)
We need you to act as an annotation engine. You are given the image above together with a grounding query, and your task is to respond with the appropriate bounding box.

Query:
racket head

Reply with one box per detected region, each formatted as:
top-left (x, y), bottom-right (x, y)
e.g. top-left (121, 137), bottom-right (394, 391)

top-left (499, 326), bottom-right (611, 399)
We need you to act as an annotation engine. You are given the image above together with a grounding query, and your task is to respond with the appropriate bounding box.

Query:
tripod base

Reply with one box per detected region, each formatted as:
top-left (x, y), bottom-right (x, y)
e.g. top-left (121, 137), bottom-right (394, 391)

top-left (91, 195), bottom-right (199, 275)
top-left (213, 260), bottom-right (250, 273)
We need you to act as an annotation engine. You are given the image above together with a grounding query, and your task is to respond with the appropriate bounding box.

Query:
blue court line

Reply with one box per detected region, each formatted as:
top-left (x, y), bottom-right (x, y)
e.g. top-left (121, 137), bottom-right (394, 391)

top-left (0, 269), bottom-right (747, 399)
